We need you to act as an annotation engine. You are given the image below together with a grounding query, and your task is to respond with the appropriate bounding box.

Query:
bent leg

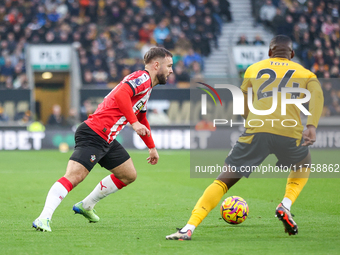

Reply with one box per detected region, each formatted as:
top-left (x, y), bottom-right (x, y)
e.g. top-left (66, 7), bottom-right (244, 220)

top-left (64, 160), bottom-right (90, 187)
top-left (183, 165), bottom-right (242, 232)
top-left (82, 158), bottom-right (136, 210)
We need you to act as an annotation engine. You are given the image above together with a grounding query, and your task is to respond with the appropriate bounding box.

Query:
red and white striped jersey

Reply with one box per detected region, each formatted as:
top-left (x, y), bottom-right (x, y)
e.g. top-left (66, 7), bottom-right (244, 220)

top-left (85, 70), bottom-right (152, 143)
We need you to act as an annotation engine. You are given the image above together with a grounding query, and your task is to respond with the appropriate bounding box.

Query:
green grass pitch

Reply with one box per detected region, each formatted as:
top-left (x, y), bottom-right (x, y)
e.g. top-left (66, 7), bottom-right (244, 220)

top-left (0, 149), bottom-right (339, 255)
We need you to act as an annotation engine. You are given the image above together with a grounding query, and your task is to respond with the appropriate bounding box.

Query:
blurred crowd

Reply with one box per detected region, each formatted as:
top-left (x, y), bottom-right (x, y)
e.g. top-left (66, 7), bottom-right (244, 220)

top-left (0, 0), bottom-right (231, 90)
top-left (250, 0), bottom-right (340, 116)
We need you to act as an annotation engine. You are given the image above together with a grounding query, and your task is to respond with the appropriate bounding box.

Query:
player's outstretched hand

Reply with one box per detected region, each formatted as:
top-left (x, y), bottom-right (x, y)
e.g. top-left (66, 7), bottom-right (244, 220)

top-left (147, 148), bottom-right (159, 165)
top-left (302, 125), bottom-right (316, 146)
top-left (131, 121), bottom-right (151, 137)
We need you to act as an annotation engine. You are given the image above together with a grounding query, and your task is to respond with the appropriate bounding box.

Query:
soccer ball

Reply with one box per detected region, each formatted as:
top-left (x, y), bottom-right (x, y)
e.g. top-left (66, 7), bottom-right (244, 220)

top-left (220, 196), bottom-right (249, 224)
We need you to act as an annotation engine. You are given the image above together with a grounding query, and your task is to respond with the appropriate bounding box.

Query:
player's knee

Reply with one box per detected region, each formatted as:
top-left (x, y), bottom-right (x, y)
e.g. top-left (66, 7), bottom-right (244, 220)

top-left (64, 174), bottom-right (85, 188)
top-left (118, 170), bottom-right (137, 185)
top-left (126, 171), bottom-right (137, 184)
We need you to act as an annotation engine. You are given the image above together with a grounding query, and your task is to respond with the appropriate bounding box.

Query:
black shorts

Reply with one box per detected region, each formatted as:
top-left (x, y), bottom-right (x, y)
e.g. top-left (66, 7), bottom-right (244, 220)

top-left (225, 132), bottom-right (309, 177)
top-left (70, 122), bottom-right (130, 171)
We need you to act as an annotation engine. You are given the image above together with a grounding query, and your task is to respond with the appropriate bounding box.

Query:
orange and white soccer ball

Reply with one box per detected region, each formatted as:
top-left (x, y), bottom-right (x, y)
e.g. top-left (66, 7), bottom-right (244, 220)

top-left (221, 196), bottom-right (249, 224)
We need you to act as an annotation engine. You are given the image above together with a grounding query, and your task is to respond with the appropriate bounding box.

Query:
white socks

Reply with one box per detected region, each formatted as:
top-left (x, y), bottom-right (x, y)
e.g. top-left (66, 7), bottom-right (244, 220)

top-left (38, 182), bottom-right (69, 220)
top-left (181, 224), bottom-right (196, 233)
top-left (282, 197), bottom-right (292, 211)
top-left (82, 175), bottom-right (120, 210)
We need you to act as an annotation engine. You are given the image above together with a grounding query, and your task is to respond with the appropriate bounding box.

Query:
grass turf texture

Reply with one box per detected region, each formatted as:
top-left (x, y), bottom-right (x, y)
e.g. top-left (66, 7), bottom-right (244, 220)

top-left (0, 149), bottom-right (339, 255)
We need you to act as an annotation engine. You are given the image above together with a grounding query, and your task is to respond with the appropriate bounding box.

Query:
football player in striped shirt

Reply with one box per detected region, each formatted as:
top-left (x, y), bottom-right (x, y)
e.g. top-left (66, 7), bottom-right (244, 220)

top-left (33, 47), bottom-right (173, 232)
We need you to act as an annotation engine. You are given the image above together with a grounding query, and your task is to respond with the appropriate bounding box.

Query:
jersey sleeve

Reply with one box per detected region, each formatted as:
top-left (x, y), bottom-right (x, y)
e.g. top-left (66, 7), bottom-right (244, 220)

top-left (240, 67), bottom-right (252, 93)
top-left (113, 83), bottom-right (138, 124)
top-left (306, 74), bottom-right (324, 128)
top-left (137, 111), bottom-right (155, 148)
top-left (126, 72), bottom-right (151, 96)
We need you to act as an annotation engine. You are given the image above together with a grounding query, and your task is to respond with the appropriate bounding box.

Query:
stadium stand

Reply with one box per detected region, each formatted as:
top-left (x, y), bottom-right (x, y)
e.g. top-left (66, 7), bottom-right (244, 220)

top-left (0, 0), bottom-right (230, 89)
top-left (253, 0), bottom-right (340, 116)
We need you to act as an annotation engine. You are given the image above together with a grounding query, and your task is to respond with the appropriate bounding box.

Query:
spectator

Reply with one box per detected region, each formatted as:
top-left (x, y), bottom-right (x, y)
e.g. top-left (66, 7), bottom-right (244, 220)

top-left (106, 49), bottom-right (116, 67)
top-left (253, 35), bottom-right (265, 45)
top-left (47, 7), bottom-right (60, 23)
top-left (272, 9), bottom-right (286, 34)
top-left (174, 64), bottom-right (190, 82)
top-left (108, 66), bottom-right (120, 84)
top-left (45, 31), bottom-right (56, 43)
top-left (322, 16), bottom-right (334, 36)
top-left (203, 15), bottom-right (219, 48)
top-left (148, 109), bottom-right (170, 125)
top-left (15, 110), bottom-right (32, 125)
top-left (13, 74), bottom-right (28, 89)
top-left (93, 69), bottom-right (108, 86)
top-left (47, 104), bottom-right (64, 126)
top-left (259, 0), bottom-right (276, 27)
top-left (83, 69), bottom-right (94, 85)
top-left (330, 65), bottom-right (339, 78)
top-left (4, 76), bottom-right (13, 89)
top-left (172, 48), bottom-right (183, 66)
top-left (165, 73), bottom-right (177, 87)
top-left (1, 58), bottom-right (14, 78)
top-left (237, 35), bottom-right (249, 45)
top-left (163, 34), bottom-right (175, 50)
top-left (7, 33), bottom-right (17, 53)
top-left (175, 32), bottom-right (192, 52)
top-left (178, 0), bottom-right (196, 17)
top-left (183, 48), bottom-right (204, 69)
top-left (219, 0), bottom-right (232, 22)
top-left (66, 108), bottom-right (79, 127)
top-left (80, 99), bottom-right (93, 122)
top-left (58, 31), bottom-right (71, 44)
top-left (0, 106), bottom-right (9, 122)
top-left (297, 16), bottom-right (309, 36)
top-left (281, 14), bottom-right (294, 36)
top-left (153, 20), bottom-right (170, 45)
top-left (190, 61), bottom-right (204, 82)
top-left (169, 16), bottom-right (182, 41)
top-left (139, 23), bottom-right (152, 43)
top-left (192, 34), bottom-right (211, 57)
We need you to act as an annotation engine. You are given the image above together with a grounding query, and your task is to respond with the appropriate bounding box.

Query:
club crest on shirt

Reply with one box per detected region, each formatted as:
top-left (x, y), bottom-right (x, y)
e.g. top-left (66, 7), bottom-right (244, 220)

top-left (90, 155), bottom-right (96, 162)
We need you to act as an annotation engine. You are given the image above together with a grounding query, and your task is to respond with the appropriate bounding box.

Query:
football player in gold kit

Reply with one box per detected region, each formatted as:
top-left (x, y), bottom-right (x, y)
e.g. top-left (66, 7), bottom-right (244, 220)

top-left (166, 35), bottom-right (324, 240)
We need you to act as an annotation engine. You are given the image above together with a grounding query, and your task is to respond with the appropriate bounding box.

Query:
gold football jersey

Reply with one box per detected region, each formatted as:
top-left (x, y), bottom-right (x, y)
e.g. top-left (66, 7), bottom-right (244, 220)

top-left (240, 57), bottom-right (324, 140)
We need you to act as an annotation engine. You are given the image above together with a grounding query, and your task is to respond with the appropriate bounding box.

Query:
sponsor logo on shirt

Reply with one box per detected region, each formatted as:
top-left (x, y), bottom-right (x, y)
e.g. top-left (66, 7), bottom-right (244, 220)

top-left (136, 101), bottom-right (144, 111)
